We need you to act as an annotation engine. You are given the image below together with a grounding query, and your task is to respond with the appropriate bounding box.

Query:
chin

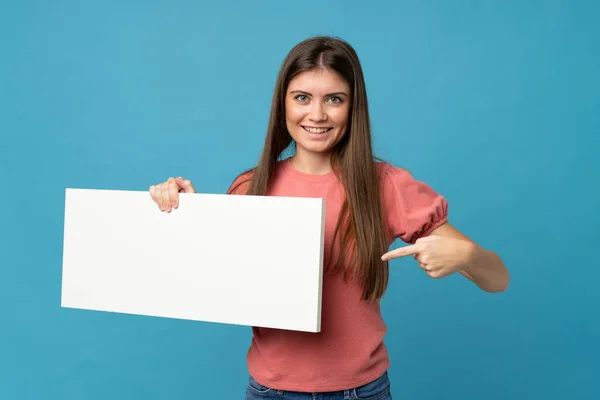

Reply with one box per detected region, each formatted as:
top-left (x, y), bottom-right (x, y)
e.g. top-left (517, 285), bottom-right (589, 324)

top-left (296, 141), bottom-right (335, 155)
top-left (290, 131), bottom-right (343, 155)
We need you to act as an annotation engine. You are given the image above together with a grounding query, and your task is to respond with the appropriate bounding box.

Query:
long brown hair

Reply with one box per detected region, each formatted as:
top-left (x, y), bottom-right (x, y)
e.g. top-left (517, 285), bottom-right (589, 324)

top-left (229, 36), bottom-right (389, 301)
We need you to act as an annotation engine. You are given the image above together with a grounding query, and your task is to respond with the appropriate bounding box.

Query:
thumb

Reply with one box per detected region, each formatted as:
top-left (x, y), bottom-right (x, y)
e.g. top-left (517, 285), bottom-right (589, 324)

top-left (175, 177), bottom-right (196, 193)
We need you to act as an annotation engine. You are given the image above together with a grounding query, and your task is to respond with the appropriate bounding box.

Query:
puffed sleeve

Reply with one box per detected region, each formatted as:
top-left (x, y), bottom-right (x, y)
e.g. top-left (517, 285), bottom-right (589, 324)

top-left (381, 164), bottom-right (448, 244)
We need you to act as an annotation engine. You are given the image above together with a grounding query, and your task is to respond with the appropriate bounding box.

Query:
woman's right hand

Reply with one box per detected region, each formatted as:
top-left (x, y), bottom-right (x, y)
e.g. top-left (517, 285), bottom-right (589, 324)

top-left (149, 176), bottom-right (196, 212)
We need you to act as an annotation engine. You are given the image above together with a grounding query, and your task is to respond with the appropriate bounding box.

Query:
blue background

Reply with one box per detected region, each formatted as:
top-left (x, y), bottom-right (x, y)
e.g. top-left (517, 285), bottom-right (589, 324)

top-left (1, 1), bottom-right (598, 399)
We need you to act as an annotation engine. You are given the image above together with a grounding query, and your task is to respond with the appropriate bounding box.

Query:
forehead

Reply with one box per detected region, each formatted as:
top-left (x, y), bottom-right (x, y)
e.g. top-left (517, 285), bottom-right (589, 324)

top-left (287, 68), bottom-right (350, 93)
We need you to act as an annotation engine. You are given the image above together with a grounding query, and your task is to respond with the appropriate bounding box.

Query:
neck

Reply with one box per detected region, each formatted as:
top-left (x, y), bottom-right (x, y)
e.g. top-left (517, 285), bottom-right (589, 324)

top-left (290, 151), bottom-right (333, 175)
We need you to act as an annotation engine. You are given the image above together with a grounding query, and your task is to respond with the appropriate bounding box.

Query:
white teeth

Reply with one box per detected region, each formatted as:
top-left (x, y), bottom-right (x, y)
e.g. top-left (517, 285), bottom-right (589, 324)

top-left (303, 126), bottom-right (330, 133)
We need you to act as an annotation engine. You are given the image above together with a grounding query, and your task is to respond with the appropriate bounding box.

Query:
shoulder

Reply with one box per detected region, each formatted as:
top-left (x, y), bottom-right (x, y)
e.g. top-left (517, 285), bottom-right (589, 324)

top-left (226, 160), bottom-right (292, 195)
top-left (226, 168), bottom-right (255, 195)
top-left (375, 161), bottom-right (449, 243)
top-left (374, 161), bottom-right (416, 188)
top-left (377, 162), bottom-right (447, 212)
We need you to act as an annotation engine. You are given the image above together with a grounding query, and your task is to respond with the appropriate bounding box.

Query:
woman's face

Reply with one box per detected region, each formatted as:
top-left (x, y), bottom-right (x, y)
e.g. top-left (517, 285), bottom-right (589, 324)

top-left (285, 67), bottom-right (351, 159)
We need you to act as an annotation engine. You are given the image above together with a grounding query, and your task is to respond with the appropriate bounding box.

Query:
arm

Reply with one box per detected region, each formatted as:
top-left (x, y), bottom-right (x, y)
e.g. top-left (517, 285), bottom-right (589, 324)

top-left (429, 223), bottom-right (510, 293)
top-left (381, 222), bottom-right (510, 293)
top-left (378, 165), bottom-right (508, 292)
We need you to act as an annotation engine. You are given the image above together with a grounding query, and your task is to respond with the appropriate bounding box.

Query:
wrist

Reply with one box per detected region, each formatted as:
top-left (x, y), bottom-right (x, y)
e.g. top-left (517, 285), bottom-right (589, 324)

top-left (462, 241), bottom-right (486, 273)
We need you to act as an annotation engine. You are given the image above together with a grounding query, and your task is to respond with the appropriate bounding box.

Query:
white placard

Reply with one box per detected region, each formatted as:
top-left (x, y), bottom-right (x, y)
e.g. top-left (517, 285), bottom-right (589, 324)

top-left (61, 188), bottom-right (325, 332)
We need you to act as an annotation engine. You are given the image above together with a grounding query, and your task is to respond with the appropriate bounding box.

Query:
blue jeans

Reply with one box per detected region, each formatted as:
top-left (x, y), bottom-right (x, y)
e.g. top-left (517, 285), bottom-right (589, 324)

top-left (244, 371), bottom-right (392, 400)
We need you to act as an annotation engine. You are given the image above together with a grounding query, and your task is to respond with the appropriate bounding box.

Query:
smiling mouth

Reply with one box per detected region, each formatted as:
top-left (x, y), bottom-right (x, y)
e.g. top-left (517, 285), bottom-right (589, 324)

top-left (302, 126), bottom-right (333, 134)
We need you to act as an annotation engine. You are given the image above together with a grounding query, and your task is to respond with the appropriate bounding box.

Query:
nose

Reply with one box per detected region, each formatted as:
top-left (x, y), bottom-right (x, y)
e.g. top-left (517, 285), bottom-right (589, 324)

top-left (309, 102), bottom-right (327, 122)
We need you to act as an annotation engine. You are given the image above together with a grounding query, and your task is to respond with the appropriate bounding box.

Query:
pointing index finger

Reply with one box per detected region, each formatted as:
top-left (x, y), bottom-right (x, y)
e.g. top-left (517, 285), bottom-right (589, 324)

top-left (381, 244), bottom-right (422, 261)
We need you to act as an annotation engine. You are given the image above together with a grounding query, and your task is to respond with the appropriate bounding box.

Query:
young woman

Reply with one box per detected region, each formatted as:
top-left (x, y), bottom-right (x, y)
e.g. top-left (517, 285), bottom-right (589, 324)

top-left (149, 36), bottom-right (509, 400)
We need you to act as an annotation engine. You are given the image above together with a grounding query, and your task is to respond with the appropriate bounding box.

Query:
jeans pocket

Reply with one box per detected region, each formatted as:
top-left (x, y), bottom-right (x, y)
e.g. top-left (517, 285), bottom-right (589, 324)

top-left (246, 375), bottom-right (274, 397)
top-left (353, 371), bottom-right (391, 400)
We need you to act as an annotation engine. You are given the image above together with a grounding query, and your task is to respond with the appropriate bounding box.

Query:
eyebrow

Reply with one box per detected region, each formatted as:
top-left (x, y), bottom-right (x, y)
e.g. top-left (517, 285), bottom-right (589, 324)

top-left (289, 90), bottom-right (349, 97)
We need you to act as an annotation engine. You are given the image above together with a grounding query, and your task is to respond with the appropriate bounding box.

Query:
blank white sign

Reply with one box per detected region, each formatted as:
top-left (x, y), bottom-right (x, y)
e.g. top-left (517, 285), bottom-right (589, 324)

top-left (61, 188), bottom-right (325, 332)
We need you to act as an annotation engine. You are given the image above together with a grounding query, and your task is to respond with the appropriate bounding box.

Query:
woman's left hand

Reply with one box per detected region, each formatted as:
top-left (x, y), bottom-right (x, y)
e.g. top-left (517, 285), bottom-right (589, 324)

top-left (381, 235), bottom-right (476, 279)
